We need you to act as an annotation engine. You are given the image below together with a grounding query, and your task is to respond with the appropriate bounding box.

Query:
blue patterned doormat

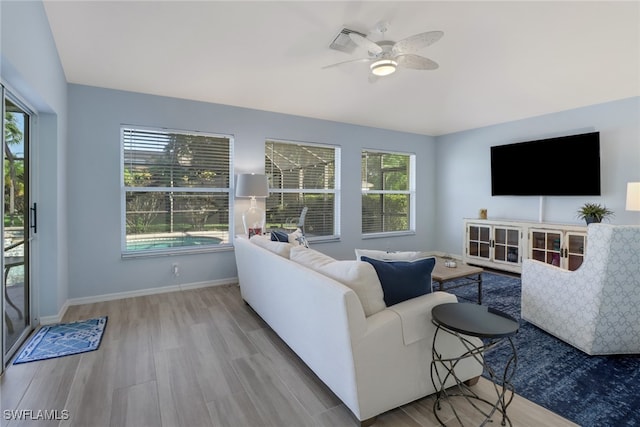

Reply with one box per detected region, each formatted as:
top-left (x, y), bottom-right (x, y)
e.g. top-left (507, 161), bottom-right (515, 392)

top-left (13, 317), bottom-right (107, 364)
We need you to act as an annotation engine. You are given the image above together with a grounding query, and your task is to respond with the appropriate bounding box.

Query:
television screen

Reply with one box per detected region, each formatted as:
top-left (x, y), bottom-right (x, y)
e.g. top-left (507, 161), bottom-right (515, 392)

top-left (491, 132), bottom-right (601, 196)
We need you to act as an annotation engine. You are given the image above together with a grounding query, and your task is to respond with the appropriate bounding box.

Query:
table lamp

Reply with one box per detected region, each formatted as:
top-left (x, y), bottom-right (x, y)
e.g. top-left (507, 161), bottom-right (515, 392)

top-left (626, 182), bottom-right (640, 211)
top-left (236, 173), bottom-right (269, 237)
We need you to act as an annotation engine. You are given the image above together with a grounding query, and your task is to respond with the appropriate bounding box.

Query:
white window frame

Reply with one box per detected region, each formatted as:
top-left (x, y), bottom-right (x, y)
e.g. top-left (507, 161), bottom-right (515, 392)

top-left (265, 138), bottom-right (341, 241)
top-left (120, 125), bottom-right (234, 256)
top-left (361, 149), bottom-right (416, 238)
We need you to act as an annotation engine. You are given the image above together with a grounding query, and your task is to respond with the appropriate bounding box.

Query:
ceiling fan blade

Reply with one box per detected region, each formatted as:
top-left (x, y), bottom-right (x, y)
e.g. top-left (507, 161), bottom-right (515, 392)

top-left (368, 73), bottom-right (380, 84)
top-left (322, 58), bottom-right (371, 69)
top-left (395, 54), bottom-right (439, 70)
top-left (349, 33), bottom-right (383, 55)
top-left (392, 31), bottom-right (444, 55)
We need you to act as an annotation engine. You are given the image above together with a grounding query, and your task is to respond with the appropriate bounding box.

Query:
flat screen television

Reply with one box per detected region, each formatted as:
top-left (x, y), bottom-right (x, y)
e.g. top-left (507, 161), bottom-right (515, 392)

top-left (491, 131), bottom-right (601, 196)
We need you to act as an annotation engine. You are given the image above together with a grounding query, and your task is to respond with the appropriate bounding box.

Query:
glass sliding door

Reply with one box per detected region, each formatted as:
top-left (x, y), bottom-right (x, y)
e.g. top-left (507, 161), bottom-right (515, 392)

top-left (3, 88), bottom-right (32, 366)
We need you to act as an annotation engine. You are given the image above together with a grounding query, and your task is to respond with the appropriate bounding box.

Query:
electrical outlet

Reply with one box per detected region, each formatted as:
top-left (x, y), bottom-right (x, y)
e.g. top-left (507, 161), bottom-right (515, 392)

top-left (172, 263), bottom-right (179, 277)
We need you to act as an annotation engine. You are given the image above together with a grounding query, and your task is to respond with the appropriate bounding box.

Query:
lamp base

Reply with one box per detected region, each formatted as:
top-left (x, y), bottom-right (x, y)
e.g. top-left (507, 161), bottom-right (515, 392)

top-left (243, 205), bottom-right (265, 238)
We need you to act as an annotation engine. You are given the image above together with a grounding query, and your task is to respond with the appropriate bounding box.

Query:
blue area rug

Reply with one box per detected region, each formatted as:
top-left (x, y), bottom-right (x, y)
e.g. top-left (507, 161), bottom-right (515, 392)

top-left (448, 272), bottom-right (640, 427)
top-left (13, 317), bottom-right (107, 364)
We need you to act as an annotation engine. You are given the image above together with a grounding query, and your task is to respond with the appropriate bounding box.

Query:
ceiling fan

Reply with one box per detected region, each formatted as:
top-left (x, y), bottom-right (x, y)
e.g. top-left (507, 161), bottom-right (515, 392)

top-left (324, 22), bottom-right (443, 82)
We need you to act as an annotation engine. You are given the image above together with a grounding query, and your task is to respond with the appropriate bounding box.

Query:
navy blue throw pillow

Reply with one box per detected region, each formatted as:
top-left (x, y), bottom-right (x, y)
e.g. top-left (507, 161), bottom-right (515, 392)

top-left (360, 256), bottom-right (436, 306)
top-left (270, 230), bottom-right (289, 243)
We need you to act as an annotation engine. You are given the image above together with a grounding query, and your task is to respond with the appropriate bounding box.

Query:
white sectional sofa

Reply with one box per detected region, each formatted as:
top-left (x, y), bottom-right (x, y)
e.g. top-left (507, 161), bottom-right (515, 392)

top-left (234, 236), bottom-right (482, 424)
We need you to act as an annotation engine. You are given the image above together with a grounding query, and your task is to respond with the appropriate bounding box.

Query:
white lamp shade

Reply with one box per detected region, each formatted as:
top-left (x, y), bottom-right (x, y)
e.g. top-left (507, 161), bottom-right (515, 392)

top-left (626, 182), bottom-right (640, 211)
top-left (236, 174), bottom-right (269, 198)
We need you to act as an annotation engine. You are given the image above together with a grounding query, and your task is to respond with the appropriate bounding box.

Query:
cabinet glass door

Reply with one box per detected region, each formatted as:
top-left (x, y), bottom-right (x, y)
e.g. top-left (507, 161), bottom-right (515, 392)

top-left (494, 227), bottom-right (520, 264)
top-left (531, 230), bottom-right (562, 266)
top-left (468, 225), bottom-right (490, 259)
top-left (566, 233), bottom-right (587, 271)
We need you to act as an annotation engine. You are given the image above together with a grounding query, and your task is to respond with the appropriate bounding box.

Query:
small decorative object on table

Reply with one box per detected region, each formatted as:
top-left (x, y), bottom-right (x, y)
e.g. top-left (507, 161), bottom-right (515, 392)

top-left (479, 209), bottom-right (488, 219)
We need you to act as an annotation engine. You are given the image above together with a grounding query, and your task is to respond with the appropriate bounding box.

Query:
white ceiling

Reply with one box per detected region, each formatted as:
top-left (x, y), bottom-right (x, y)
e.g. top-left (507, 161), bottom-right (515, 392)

top-left (43, 1), bottom-right (640, 136)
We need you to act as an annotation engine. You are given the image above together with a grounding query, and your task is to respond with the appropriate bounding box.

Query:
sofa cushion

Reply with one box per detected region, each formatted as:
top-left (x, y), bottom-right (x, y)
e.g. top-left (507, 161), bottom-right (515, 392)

top-left (249, 235), bottom-right (292, 258)
top-left (318, 262), bottom-right (387, 317)
top-left (289, 246), bottom-right (334, 269)
top-left (290, 246), bottom-right (386, 316)
top-left (355, 249), bottom-right (430, 262)
top-left (361, 256), bottom-right (436, 307)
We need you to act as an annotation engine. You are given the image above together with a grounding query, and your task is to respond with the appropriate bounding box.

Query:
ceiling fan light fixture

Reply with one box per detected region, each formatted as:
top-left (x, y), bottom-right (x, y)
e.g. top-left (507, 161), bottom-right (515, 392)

top-left (370, 59), bottom-right (397, 76)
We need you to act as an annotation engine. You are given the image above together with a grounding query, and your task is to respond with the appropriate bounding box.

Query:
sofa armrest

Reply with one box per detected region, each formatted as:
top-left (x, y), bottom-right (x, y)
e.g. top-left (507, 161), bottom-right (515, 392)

top-left (387, 291), bottom-right (458, 345)
top-left (351, 291), bottom-right (483, 420)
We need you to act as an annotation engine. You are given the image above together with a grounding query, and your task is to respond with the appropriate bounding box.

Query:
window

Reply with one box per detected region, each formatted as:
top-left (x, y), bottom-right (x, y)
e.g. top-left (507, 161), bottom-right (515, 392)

top-left (265, 140), bottom-right (340, 239)
top-left (362, 150), bottom-right (415, 235)
top-left (122, 127), bottom-right (232, 254)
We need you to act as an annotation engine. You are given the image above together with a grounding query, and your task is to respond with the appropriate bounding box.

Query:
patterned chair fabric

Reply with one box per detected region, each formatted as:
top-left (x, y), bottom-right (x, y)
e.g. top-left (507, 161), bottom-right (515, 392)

top-left (521, 224), bottom-right (640, 355)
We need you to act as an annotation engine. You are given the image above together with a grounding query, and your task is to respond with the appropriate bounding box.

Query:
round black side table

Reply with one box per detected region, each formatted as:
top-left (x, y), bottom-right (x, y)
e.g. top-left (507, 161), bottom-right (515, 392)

top-left (430, 302), bottom-right (519, 426)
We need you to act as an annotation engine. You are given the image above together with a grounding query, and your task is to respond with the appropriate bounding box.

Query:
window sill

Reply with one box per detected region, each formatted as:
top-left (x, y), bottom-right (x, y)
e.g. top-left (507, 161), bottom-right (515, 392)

top-left (307, 235), bottom-right (341, 244)
top-left (121, 244), bottom-right (234, 259)
top-left (362, 231), bottom-right (416, 240)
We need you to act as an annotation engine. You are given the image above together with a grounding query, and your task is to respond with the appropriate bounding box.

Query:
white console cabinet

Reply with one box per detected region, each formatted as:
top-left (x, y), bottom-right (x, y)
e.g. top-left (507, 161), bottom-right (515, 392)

top-left (463, 219), bottom-right (587, 274)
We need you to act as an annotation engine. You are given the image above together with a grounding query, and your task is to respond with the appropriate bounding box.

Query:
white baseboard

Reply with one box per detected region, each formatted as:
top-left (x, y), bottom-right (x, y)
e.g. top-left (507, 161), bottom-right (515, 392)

top-left (38, 277), bottom-right (239, 325)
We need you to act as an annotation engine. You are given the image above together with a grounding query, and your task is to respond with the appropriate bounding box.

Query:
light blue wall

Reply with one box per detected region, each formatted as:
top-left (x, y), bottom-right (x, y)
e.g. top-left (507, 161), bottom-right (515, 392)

top-left (434, 97), bottom-right (640, 256)
top-left (67, 84), bottom-right (437, 299)
top-left (1, 1), bottom-right (69, 320)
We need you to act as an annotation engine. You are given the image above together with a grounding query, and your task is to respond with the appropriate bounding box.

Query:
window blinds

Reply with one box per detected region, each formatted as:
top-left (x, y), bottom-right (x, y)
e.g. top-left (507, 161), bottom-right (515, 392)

top-left (265, 140), bottom-right (338, 237)
top-left (123, 128), bottom-right (230, 190)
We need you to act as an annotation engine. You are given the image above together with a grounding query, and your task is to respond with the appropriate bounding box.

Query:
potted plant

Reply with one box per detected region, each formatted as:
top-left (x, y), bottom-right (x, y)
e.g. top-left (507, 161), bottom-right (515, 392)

top-left (577, 203), bottom-right (614, 224)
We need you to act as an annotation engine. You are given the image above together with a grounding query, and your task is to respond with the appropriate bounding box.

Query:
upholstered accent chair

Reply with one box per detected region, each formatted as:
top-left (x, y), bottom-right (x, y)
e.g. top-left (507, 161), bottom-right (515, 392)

top-left (521, 223), bottom-right (640, 355)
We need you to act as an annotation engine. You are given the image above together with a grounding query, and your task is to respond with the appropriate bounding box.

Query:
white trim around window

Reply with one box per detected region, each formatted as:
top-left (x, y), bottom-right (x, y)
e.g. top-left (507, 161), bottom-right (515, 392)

top-left (265, 138), bottom-right (341, 241)
top-left (120, 125), bottom-right (234, 257)
top-left (361, 149), bottom-right (416, 237)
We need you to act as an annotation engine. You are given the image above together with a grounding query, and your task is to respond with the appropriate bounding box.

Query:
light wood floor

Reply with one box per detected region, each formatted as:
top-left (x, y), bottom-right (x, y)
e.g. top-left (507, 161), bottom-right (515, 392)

top-left (1, 284), bottom-right (578, 427)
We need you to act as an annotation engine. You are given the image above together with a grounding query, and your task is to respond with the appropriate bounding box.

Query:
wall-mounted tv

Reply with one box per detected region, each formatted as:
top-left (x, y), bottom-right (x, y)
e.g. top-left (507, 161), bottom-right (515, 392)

top-left (491, 131), bottom-right (601, 196)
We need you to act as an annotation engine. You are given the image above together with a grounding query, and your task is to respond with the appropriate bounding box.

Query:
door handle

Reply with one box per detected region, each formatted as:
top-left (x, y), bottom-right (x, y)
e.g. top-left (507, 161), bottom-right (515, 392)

top-left (30, 203), bottom-right (37, 234)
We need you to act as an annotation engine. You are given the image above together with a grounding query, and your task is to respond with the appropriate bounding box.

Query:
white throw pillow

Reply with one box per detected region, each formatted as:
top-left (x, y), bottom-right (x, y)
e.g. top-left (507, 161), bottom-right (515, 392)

top-left (288, 228), bottom-right (309, 247)
top-left (289, 246), bottom-right (334, 269)
top-left (250, 235), bottom-right (292, 258)
top-left (317, 261), bottom-right (386, 317)
top-left (355, 248), bottom-right (429, 262)
top-left (291, 246), bottom-right (386, 316)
